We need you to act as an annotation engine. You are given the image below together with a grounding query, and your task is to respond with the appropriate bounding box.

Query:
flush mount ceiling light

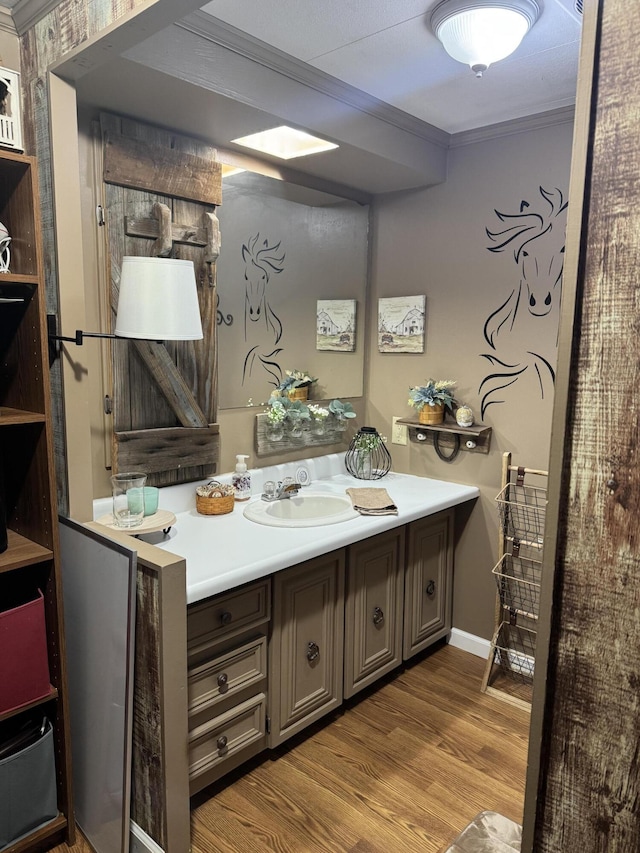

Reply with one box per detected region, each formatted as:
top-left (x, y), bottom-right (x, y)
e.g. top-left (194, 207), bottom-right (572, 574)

top-left (231, 126), bottom-right (338, 160)
top-left (430, 0), bottom-right (540, 77)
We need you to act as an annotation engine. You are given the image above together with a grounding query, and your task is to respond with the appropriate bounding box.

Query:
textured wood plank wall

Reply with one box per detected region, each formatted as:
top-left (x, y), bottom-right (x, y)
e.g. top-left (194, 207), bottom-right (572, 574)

top-left (19, 0), bottom-right (214, 505)
top-left (533, 0), bottom-right (640, 849)
top-left (20, 0), bottom-right (152, 512)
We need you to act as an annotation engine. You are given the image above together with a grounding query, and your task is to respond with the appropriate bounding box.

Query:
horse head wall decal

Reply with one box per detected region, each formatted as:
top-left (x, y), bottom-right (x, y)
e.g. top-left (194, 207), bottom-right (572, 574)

top-left (241, 233), bottom-right (286, 386)
top-left (479, 187), bottom-right (568, 418)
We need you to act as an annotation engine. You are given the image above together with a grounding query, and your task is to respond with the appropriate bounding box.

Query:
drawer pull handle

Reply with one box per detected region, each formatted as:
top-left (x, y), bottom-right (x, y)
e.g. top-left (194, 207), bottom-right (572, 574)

top-left (426, 580), bottom-right (436, 596)
top-left (307, 641), bottom-right (320, 662)
top-left (216, 735), bottom-right (228, 751)
top-left (372, 606), bottom-right (384, 625)
top-left (220, 610), bottom-right (232, 625)
top-left (217, 673), bottom-right (228, 688)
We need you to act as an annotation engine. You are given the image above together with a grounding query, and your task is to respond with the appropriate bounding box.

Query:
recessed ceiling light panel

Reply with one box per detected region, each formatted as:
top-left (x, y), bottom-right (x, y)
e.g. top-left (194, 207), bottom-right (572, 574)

top-left (231, 125), bottom-right (339, 160)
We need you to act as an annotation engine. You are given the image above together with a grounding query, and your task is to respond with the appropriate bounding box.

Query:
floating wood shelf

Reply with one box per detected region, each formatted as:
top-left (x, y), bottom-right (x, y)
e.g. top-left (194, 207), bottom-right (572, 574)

top-left (396, 419), bottom-right (492, 454)
top-left (255, 409), bottom-right (352, 457)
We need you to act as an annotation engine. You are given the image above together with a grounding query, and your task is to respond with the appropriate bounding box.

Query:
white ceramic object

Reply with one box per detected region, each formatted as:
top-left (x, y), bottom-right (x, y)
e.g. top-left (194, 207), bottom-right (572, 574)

top-left (243, 492), bottom-right (358, 528)
top-left (456, 405), bottom-right (474, 427)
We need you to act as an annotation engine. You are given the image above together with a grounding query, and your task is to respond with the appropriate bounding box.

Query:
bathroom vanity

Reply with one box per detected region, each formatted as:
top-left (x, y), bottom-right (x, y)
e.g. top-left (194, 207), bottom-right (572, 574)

top-left (184, 511), bottom-right (452, 794)
top-left (90, 454), bottom-right (479, 850)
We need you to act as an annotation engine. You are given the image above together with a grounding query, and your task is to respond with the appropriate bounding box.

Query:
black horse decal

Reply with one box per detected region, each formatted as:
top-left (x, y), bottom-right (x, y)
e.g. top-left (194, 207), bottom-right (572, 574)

top-left (479, 186), bottom-right (568, 418)
top-left (241, 233), bottom-right (285, 386)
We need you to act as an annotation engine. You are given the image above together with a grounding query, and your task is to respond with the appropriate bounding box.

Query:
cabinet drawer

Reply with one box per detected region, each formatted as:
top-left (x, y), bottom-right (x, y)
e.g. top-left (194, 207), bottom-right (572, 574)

top-left (188, 636), bottom-right (267, 724)
top-left (188, 693), bottom-right (266, 789)
top-left (187, 579), bottom-right (270, 657)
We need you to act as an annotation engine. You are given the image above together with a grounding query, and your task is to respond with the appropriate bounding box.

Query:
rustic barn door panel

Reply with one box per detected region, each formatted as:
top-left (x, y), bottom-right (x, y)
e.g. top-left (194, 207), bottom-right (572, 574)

top-left (101, 113), bottom-right (221, 486)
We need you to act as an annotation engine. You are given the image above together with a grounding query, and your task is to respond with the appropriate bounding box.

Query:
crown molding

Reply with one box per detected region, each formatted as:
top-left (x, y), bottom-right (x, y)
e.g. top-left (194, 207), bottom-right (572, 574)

top-left (0, 5), bottom-right (16, 35)
top-left (449, 105), bottom-right (575, 148)
top-left (178, 11), bottom-right (451, 150)
top-left (12, 0), bottom-right (61, 35)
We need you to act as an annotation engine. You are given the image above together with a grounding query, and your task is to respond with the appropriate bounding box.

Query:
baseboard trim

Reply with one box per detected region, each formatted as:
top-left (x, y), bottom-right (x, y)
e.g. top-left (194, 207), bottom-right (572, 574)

top-left (448, 628), bottom-right (491, 659)
top-left (130, 822), bottom-right (165, 853)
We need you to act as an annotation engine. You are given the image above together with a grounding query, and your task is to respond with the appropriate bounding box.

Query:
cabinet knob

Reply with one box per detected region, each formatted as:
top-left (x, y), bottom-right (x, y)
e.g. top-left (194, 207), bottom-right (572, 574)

top-left (426, 580), bottom-right (436, 596)
top-left (306, 641), bottom-right (320, 662)
top-left (372, 606), bottom-right (384, 625)
top-left (216, 735), bottom-right (228, 751)
top-left (217, 672), bottom-right (228, 688)
top-left (220, 610), bottom-right (232, 625)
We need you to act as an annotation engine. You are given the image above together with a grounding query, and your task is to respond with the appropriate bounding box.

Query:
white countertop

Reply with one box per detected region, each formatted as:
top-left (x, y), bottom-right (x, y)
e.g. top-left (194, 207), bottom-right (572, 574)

top-left (93, 454), bottom-right (479, 605)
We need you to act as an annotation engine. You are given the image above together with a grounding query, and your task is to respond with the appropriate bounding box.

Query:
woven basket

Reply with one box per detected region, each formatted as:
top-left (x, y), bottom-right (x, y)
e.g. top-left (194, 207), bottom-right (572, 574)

top-left (419, 403), bottom-right (445, 425)
top-left (196, 494), bottom-right (235, 516)
top-left (288, 386), bottom-right (309, 401)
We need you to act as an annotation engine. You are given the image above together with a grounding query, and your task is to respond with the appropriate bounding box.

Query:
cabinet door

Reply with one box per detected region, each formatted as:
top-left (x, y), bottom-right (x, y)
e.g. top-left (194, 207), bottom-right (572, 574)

top-left (269, 551), bottom-right (344, 747)
top-left (344, 529), bottom-right (404, 698)
top-left (404, 510), bottom-right (453, 659)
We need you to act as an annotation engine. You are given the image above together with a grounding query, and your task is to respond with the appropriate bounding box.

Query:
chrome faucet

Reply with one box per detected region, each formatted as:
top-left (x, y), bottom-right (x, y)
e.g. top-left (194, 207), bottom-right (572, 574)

top-left (261, 477), bottom-right (302, 501)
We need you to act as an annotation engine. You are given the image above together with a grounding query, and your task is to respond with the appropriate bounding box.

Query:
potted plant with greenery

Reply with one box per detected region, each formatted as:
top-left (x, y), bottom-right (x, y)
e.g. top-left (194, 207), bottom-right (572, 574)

top-left (266, 396), bottom-right (311, 438)
top-left (308, 403), bottom-right (330, 435)
top-left (265, 397), bottom-right (288, 441)
top-left (408, 379), bottom-right (456, 425)
top-left (276, 369), bottom-right (318, 401)
top-left (328, 398), bottom-right (356, 432)
top-left (345, 426), bottom-right (391, 480)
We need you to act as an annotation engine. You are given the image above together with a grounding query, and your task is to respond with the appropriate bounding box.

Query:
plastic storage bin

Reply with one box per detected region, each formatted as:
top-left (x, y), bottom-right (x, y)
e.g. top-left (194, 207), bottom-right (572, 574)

top-left (0, 590), bottom-right (51, 714)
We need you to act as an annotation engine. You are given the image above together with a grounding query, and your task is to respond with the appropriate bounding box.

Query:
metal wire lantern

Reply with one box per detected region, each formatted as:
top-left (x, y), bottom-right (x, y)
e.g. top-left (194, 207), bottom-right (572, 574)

top-left (345, 426), bottom-right (391, 480)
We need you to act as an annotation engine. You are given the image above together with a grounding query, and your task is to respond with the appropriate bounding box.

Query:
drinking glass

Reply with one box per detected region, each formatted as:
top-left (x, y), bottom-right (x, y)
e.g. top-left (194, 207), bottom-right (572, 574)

top-left (111, 472), bottom-right (147, 528)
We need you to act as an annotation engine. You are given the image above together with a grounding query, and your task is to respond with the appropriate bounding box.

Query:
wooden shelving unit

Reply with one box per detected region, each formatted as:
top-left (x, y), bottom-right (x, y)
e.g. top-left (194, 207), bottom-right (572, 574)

top-left (0, 150), bottom-right (75, 850)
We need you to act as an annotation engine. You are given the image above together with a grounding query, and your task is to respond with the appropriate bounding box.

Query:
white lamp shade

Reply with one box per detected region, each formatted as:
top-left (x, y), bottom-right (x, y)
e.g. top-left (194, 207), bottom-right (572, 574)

top-left (115, 256), bottom-right (203, 341)
top-left (431, 0), bottom-right (539, 72)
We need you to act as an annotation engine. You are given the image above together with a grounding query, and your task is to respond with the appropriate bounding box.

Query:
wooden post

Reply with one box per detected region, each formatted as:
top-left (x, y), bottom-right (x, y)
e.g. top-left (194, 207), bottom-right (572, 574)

top-left (525, 0), bottom-right (640, 849)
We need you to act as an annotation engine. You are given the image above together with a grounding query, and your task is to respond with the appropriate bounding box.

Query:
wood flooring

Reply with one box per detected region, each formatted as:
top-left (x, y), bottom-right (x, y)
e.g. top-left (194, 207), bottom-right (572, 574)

top-left (50, 643), bottom-right (530, 853)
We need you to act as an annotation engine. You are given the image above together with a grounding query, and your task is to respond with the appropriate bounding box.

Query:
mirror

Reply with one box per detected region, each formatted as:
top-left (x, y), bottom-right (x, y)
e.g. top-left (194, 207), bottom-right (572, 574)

top-left (216, 167), bottom-right (369, 409)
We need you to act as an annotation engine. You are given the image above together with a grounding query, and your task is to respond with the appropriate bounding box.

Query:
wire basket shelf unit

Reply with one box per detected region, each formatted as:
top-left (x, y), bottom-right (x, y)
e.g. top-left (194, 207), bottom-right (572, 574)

top-left (492, 553), bottom-right (542, 621)
top-left (496, 482), bottom-right (547, 548)
top-left (481, 452), bottom-right (548, 708)
top-left (493, 622), bottom-right (537, 683)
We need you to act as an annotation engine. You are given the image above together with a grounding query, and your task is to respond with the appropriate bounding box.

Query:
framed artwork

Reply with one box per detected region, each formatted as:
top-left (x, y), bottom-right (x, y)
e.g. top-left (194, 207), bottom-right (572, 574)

top-left (378, 295), bottom-right (426, 353)
top-left (0, 67), bottom-right (22, 152)
top-left (317, 299), bottom-right (357, 351)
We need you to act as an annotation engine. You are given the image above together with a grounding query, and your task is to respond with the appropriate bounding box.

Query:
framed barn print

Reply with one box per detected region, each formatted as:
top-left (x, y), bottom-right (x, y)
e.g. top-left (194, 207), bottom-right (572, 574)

top-left (378, 295), bottom-right (426, 353)
top-left (317, 299), bottom-right (356, 351)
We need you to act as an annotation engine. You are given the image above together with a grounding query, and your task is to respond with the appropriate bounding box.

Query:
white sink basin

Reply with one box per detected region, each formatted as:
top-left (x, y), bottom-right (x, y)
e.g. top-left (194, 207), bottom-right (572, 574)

top-left (243, 492), bottom-right (359, 528)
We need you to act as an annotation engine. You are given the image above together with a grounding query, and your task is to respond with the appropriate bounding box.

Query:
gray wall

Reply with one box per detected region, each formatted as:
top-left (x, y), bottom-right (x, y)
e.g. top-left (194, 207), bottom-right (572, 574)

top-left (367, 118), bottom-right (574, 639)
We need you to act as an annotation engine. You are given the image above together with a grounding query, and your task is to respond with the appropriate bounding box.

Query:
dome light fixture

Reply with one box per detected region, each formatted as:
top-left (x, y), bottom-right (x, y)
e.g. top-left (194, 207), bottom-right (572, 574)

top-left (430, 0), bottom-right (540, 77)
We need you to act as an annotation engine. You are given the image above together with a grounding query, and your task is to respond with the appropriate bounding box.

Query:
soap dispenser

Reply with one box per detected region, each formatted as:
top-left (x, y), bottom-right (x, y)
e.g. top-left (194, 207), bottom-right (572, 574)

top-left (232, 454), bottom-right (251, 501)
